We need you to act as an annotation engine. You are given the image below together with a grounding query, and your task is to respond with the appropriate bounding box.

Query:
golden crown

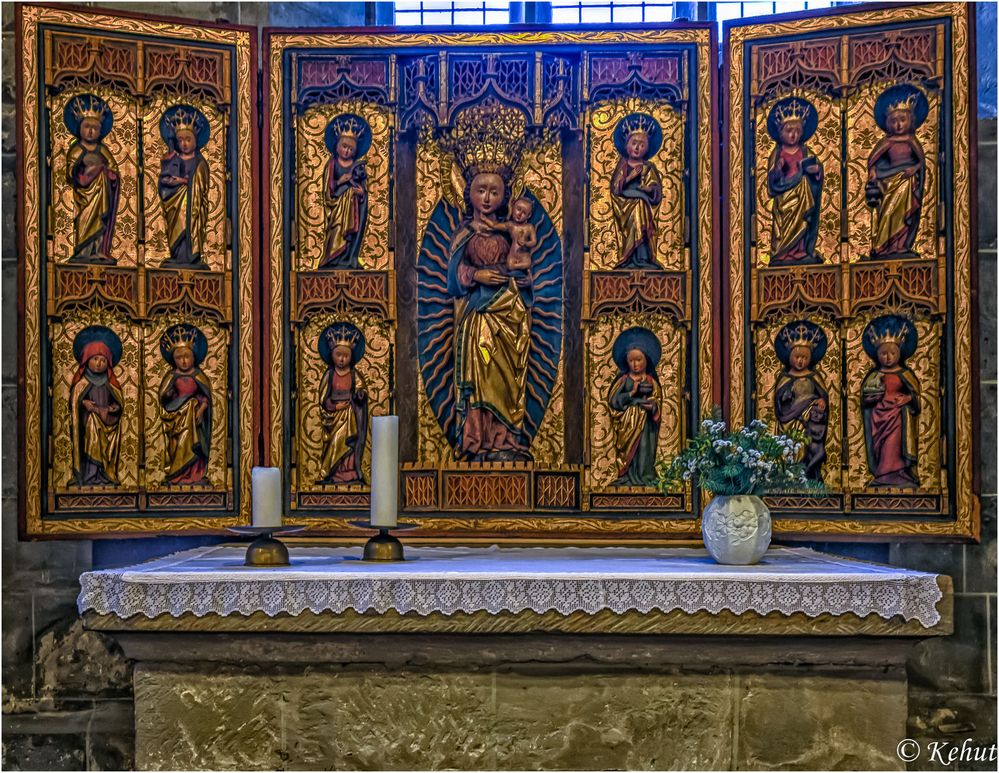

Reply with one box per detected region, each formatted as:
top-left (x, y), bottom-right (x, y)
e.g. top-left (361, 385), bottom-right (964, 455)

top-left (888, 93), bottom-right (919, 113)
top-left (161, 325), bottom-right (199, 354)
top-left (331, 114), bottom-right (367, 140)
top-left (866, 323), bottom-right (909, 348)
top-left (780, 322), bottom-right (822, 351)
top-left (165, 106), bottom-right (202, 135)
top-left (773, 98), bottom-right (810, 127)
top-left (620, 113), bottom-right (657, 140)
top-left (325, 324), bottom-right (360, 351)
top-left (441, 101), bottom-right (528, 182)
top-left (71, 94), bottom-right (108, 123)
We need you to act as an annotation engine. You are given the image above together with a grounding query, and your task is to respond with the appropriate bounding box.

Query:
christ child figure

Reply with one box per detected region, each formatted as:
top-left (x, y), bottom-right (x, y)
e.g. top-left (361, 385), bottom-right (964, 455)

top-left (474, 196), bottom-right (538, 280)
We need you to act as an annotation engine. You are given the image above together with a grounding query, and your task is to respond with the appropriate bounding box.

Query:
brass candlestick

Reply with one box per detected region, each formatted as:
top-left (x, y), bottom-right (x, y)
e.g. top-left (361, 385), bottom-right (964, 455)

top-left (350, 521), bottom-right (418, 562)
top-left (226, 526), bottom-right (305, 567)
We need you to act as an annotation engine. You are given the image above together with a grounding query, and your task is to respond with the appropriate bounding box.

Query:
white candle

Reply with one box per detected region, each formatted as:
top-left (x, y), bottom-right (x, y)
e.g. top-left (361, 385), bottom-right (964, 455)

top-left (251, 467), bottom-right (282, 528)
top-left (370, 416), bottom-right (399, 527)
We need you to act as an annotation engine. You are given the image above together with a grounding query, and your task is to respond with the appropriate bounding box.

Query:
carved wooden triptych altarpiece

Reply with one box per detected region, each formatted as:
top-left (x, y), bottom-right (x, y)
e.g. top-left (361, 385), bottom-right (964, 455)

top-left (16, 3), bottom-right (980, 542)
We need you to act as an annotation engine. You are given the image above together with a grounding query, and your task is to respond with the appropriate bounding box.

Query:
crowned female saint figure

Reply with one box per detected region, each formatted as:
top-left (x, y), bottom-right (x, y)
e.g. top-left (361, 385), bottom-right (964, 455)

top-left (319, 114), bottom-right (370, 269)
top-left (158, 324), bottom-right (212, 485)
top-left (766, 97), bottom-right (823, 265)
top-left (158, 105), bottom-right (211, 269)
top-left (866, 85), bottom-right (928, 260)
top-left (444, 104), bottom-right (535, 462)
top-left (610, 113), bottom-right (665, 270)
top-left (773, 321), bottom-right (830, 481)
top-left (64, 95), bottom-right (120, 264)
top-left (69, 326), bottom-right (124, 486)
top-left (861, 316), bottom-right (921, 487)
top-left (316, 322), bottom-right (368, 483)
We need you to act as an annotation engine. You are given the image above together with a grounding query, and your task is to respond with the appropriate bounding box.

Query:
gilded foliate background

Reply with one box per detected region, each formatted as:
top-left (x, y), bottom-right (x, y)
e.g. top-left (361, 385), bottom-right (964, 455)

top-left (586, 313), bottom-right (684, 490)
top-left (588, 99), bottom-right (685, 272)
top-left (296, 101), bottom-right (392, 272)
top-left (754, 93), bottom-right (841, 267)
top-left (515, 139), bottom-right (566, 468)
top-left (142, 316), bottom-right (230, 491)
top-left (414, 136), bottom-right (458, 467)
top-left (50, 309), bottom-right (142, 491)
top-left (50, 89), bottom-right (140, 266)
top-left (295, 311), bottom-right (393, 491)
top-left (142, 95), bottom-right (227, 272)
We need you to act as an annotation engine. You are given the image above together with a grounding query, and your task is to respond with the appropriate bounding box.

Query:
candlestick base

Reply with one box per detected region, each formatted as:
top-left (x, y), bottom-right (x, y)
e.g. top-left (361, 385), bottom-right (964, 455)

top-left (349, 521), bottom-right (418, 562)
top-left (226, 526), bottom-right (305, 567)
top-left (363, 529), bottom-right (405, 562)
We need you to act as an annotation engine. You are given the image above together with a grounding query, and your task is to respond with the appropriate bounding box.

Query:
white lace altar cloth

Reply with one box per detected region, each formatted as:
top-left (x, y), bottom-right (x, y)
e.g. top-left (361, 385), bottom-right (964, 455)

top-left (77, 545), bottom-right (945, 627)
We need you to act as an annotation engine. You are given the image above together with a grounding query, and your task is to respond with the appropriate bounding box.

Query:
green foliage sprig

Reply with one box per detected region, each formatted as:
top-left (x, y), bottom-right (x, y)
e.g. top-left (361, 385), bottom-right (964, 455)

top-left (657, 413), bottom-right (825, 497)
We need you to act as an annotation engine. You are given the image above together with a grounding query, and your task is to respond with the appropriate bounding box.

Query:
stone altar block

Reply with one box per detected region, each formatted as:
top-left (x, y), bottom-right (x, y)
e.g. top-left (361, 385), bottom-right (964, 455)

top-left (79, 545), bottom-right (953, 771)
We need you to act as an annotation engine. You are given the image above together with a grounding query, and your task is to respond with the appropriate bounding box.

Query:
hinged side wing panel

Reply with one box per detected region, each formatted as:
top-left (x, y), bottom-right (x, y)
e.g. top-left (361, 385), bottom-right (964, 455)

top-left (17, 4), bottom-right (259, 536)
top-left (723, 3), bottom-right (979, 539)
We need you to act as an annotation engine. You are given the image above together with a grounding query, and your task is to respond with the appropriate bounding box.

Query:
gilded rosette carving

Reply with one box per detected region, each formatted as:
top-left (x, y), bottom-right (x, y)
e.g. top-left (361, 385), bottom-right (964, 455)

top-left (294, 312), bottom-right (392, 492)
top-left (587, 99), bottom-right (684, 272)
top-left (296, 101), bottom-right (392, 272)
top-left (142, 316), bottom-right (230, 491)
top-left (585, 314), bottom-right (684, 491)
top-left (141, 95), bottom-right (227, 271)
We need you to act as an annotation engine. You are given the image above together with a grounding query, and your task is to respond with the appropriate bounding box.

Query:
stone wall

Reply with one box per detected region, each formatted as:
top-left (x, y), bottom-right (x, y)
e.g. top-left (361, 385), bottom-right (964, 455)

top-left (2, 3), bottom-right (996, 770)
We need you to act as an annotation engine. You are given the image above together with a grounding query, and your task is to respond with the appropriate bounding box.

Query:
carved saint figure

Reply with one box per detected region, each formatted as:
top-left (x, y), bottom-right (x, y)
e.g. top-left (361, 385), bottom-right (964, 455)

top-left (316, 322), bottom-right (369, 484)
top-left (158, 105), bottom-right (211, 269)
top-left (861, 315), bottom-right (921, 488)
top-left (319, 114), bottom-right (370, 269)
top-left (446, 134), bottom-right (534, 462)
top-left (64, 94), bottom-right (119, 264)
top-left (610, 113), bottom-right (664, 270)
top-left (69, 326), bottom-right (123, 486)
top-left (608, 327), bottom-right (663, 487)
top-left (866, 85), bottom-right (928, 260)
top-left (766, 97), bottom-right (823, 265)
top-left (773, 321), bottom-right (830, 481)
top-left (158, 324), bottom-right (212, 485)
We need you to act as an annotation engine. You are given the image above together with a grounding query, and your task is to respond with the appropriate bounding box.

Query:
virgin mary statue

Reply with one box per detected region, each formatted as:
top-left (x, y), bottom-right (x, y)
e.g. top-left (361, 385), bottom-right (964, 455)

top-left (445, 104), bottom-right (535, 462)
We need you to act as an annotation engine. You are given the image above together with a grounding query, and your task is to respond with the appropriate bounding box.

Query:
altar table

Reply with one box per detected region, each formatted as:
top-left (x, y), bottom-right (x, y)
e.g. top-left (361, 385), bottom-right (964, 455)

top-left (80, 545), bottom-right (953, 771)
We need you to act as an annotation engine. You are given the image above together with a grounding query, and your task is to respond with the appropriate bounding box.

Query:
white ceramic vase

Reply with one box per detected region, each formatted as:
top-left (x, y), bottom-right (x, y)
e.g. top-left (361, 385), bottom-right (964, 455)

top-left (700, 494), bottom-right (772, 565)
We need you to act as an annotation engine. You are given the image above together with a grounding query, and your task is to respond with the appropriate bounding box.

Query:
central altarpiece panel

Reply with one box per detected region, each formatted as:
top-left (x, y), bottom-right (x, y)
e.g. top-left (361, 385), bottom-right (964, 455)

top-left (264, 28), bottom-right (718, 538)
